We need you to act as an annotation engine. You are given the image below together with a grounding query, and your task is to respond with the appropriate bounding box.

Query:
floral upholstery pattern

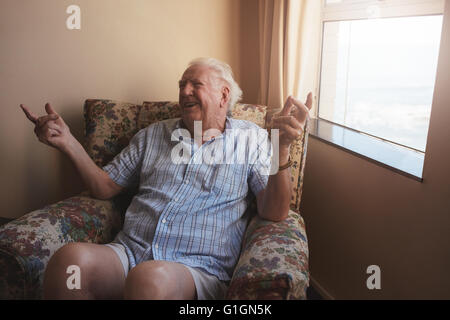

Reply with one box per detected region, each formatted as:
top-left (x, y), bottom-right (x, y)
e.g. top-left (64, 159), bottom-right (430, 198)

top-left (84, 99), bottom-right (141, 167)
top-left (138, 101), bottom-right (181, 129)
top-left (0, 100), bottom-right (309, 300)
top-left (286, 123), bottom-right (309, 213)
top-left (0, 194), bottom-right (124, 299)
top-left (226, 210), bottom-right (309, 299)
top-left (232, 103), bottom-right (267, 128)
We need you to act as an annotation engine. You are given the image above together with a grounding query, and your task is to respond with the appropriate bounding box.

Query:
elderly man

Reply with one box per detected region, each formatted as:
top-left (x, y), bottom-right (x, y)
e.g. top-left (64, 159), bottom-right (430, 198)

top-left (20, 57), bottom-right (311, 300)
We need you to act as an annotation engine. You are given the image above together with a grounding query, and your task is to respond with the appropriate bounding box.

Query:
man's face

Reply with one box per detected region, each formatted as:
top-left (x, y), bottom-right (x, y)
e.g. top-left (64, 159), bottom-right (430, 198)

top-left (178, 65), bottom-right (228, 131)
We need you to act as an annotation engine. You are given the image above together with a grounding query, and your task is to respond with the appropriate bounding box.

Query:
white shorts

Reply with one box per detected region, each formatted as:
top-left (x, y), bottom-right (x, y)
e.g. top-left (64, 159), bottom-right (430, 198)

top-left (105, 242), bottom-right (229, 300)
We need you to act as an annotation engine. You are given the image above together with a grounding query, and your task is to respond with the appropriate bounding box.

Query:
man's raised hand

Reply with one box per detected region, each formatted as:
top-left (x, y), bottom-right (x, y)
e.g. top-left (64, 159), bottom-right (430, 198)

top-left (20, 103), bottom-right (73, 151)
top-left (270, 93), bottom-right (313, 149)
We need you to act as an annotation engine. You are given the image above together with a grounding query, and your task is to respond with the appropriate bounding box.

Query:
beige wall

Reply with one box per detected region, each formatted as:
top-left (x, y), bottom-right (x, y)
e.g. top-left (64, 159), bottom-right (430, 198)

top-left (301, 2), bottom-right (450, 299)
top-left (1, 0), bottom-right (264, 219)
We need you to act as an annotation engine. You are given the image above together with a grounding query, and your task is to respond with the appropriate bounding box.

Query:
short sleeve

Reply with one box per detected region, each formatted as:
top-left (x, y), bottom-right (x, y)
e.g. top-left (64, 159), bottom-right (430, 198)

top-left (102, 128), bottom-right (147, 189)
top-left (247, 127), bottom-right (272, 196)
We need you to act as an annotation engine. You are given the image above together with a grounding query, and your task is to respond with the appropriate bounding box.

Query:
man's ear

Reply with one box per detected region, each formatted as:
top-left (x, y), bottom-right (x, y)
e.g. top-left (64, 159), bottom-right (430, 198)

top-left (220, 86), bottom-right (231, 109)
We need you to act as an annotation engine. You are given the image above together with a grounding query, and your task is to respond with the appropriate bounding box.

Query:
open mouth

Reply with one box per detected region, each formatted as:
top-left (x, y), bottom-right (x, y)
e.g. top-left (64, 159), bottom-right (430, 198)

top-left (183, 102), bottom-right (199, 108)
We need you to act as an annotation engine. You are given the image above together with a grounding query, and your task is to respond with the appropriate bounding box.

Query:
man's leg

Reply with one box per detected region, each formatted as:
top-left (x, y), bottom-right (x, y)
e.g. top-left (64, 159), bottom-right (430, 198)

top-left (43, 242), bottom-right (126, 299)
top-left (124, 260), bottom-right (196, 300)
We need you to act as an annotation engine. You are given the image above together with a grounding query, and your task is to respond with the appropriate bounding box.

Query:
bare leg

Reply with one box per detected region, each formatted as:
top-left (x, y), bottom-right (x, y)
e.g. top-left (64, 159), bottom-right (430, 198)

top-left (124, 260), bottom-right (196, 300)
top-left (43, 242), bottom-right (125, 299)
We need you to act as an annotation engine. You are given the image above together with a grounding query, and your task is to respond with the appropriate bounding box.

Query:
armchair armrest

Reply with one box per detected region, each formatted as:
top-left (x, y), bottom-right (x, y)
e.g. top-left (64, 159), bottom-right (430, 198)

top-left (0, 192), bottom-right (128, 299)
top-left (226, 210), bottom-right (309, 300)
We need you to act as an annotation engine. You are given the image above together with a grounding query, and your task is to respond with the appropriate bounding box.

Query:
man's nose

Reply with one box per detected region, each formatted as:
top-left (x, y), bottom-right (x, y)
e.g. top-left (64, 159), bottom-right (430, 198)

top-left (180, 82), bottom-right (194, 96)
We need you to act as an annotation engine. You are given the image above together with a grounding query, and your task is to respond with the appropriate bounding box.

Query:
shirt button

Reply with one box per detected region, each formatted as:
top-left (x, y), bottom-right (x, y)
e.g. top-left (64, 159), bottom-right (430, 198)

top-left (162, 219), bottom-right (167, 224)
top-left (155, 244), bottom-right (159, 249)
top-left (184, 180), bottom-right (189, 184)
top-left (174, 197), bottom-right (179, 202)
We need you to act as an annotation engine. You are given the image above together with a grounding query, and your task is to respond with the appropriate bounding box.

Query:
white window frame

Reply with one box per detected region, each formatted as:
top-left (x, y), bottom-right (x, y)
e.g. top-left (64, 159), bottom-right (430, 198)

top-left (322, 0), bottom-right (445, 22)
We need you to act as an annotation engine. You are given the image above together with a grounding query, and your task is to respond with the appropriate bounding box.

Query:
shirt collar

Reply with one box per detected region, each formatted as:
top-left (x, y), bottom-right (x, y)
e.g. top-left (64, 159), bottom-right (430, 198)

top-left (173, 117), bottom-right (233, 132)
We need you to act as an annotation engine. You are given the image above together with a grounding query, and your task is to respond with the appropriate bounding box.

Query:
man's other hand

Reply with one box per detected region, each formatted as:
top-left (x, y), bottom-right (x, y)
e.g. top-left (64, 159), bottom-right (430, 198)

top-left (270, 92), bottom-right (313, 150)
top-left (20, 103), bottom-right (74, 152)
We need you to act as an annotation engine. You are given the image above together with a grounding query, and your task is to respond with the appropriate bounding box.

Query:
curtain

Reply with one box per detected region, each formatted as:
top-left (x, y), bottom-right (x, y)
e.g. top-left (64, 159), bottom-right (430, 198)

top-left (258, 0), bottom-right (322, 113)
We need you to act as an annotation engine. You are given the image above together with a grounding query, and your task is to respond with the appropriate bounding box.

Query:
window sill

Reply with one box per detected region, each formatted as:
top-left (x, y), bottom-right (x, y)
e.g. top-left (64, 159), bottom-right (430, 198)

top-left (308, 118), bottom-right (424, 182)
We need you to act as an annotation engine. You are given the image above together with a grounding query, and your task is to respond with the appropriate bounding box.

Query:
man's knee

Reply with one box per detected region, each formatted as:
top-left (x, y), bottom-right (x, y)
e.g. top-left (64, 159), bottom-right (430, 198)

top-left (124, 261), bottom-right (177, 300)
top-left (43, 243), bottom-right (95, 298)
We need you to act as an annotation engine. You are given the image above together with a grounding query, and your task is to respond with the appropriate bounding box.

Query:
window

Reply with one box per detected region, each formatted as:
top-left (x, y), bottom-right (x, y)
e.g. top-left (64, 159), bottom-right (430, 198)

top-left (316, 0), bottom-right (445, 178)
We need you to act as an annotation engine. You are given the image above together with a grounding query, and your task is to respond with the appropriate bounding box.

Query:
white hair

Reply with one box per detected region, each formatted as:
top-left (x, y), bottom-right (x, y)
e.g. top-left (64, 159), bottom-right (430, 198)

top-left (188, 57), bottom-right (243, 113)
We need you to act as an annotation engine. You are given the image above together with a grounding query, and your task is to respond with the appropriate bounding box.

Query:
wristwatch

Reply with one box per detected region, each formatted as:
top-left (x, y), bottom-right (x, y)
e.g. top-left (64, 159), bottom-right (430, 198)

top-left (278, 157), bottom-right (292, 171)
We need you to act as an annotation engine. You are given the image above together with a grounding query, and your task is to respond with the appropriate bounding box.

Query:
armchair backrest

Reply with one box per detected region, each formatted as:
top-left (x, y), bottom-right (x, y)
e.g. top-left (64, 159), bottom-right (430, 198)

top-left (83, 99), bottom-right (309, 213)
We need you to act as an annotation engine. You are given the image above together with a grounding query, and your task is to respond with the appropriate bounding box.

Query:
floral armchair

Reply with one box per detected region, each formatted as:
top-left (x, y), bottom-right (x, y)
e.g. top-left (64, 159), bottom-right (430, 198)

top-left (0, 99), bottom-right (309, 299)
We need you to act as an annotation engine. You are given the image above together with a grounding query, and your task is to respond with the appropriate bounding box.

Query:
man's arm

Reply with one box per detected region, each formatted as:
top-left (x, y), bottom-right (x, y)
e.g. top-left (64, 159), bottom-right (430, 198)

top-left (256, 94), bottom-right (312, 222)
top-left (62, 137), bottom-right (124, 200)
top-left (20, 103), bottom-right (123, 200)
top-left (256, 148), bottom-right (291, 222)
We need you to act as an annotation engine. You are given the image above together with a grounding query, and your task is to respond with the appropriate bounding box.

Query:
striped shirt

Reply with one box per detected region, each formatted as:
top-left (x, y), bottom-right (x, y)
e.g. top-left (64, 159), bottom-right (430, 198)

top-left (103, 117), bottom-right (272, 281)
